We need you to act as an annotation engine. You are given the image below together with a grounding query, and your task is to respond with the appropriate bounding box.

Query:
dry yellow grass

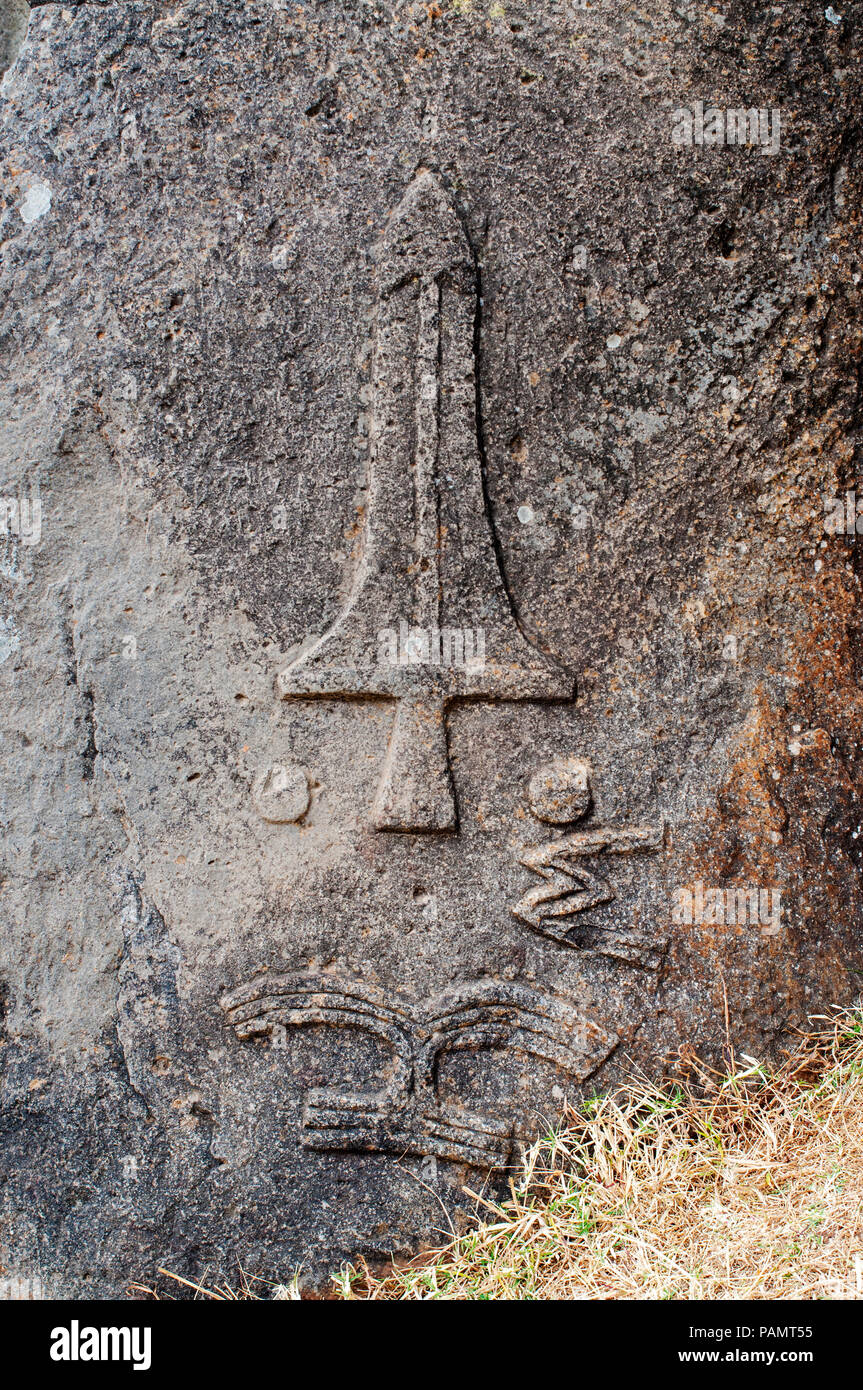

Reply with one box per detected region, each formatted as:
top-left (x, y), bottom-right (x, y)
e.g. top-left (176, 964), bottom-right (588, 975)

top-left (336, 1007), bottom-right (863, 1300)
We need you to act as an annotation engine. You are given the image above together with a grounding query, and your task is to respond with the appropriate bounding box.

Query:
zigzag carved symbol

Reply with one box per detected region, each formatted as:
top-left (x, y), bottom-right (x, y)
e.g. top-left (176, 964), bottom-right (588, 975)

top-left (221, 973), bottom-right (617, 1168)
top-left (512, 825), bottom-right (665, 969)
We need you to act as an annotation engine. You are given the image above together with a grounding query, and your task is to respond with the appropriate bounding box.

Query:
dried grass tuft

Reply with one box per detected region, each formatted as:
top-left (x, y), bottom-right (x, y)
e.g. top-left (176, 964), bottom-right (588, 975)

top-left (336, 1007), bottom-right (863, 1300)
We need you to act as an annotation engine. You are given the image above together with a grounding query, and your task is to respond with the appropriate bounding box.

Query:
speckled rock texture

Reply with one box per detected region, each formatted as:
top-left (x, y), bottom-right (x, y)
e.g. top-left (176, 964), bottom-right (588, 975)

top-left (1, 0), bottom-right (862, 1296)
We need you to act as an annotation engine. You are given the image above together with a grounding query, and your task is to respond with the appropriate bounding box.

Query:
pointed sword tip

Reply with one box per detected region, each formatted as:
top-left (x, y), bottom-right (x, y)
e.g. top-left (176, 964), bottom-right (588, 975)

top-left (377, 170), bottom-right (472, 293)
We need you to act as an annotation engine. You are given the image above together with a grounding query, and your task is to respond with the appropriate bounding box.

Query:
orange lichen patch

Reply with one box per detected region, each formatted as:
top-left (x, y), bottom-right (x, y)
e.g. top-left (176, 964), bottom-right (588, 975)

top-left (693, 687), bottom-right (789, 878)
top-left (671, 534), bottom-right (863, 1011)
top-left (682, 481), bottom-right (863, 856)
top-left (784, 561), bottom-right (863, 736)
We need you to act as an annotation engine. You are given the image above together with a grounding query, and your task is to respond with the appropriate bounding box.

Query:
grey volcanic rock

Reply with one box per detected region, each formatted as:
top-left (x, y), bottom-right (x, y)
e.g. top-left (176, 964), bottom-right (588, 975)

top-left (1, 0), bottom-right (862, 1295)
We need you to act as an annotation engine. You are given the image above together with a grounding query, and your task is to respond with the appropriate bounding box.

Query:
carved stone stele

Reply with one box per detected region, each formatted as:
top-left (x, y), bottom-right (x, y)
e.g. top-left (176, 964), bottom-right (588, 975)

top-left (1, 2), bottom-right (861, 1298)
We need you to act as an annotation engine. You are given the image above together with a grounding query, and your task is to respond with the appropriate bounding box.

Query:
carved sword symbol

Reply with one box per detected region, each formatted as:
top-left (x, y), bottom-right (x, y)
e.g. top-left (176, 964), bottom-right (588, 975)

top-left (277, 172), bottom-right (573, 832)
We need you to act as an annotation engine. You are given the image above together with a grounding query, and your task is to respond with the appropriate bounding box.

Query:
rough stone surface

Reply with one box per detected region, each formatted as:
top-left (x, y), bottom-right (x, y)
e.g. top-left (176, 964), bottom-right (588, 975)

top-left (1, 0), bottom-right (862, 1296)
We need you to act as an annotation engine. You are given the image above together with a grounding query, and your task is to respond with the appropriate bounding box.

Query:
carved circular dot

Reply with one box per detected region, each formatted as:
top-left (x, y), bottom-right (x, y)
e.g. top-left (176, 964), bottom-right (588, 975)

top-left (253, 763), bottom-right (311, 824)
top-left (527, 756), bottom-right (592, 825)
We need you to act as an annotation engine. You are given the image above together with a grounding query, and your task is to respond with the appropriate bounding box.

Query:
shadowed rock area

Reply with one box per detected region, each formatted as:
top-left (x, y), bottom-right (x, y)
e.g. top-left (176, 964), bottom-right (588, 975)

top-left (1, 0), bottom-right (862, 1296)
